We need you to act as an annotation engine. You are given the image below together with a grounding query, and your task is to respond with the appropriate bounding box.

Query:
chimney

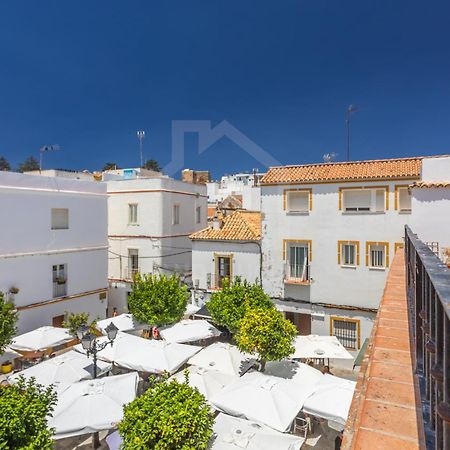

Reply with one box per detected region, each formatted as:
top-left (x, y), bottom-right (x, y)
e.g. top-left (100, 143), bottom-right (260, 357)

top-left (212, 217), bottom-right (221, 230)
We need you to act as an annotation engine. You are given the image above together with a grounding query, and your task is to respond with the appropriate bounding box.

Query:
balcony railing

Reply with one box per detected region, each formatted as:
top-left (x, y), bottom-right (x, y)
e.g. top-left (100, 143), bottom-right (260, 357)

top-left (405, 225), bottom-right (450, 449)
top-left (206, 273), bottom-right (229, 290)
top-left (283, 262), bottom-right (311, 285)
top-left (126, 267), bottom-right (139, 280)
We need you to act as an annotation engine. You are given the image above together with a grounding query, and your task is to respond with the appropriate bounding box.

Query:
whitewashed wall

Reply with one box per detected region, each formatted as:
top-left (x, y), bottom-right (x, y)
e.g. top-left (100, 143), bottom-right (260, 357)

top-left (0, 172), bottom-right (108, 333)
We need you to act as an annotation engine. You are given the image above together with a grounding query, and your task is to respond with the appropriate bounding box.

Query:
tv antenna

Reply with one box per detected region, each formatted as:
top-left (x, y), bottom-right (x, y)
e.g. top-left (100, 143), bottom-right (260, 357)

top-left (137, 131), bottom-right (145, 168)
top-left (323, 152), bottom-right (337, 163)
top-left (39, 144), bottom-right (60, 172)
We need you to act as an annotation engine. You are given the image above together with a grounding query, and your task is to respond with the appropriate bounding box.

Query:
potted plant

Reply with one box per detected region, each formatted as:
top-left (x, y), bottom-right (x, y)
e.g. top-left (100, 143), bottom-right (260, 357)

top-left (1, 360), bottom-right (13, 374)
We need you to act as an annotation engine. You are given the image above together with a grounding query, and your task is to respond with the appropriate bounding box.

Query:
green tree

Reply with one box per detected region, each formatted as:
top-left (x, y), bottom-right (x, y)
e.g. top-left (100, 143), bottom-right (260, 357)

top-left (119, 377), bottom-right (214, 449)
top-left (236, 308), bottom-right (297, 371)
top-left (102, 162), bottom-right (120, 171)
top-left (128, 274), bottom-right (188, 327)
top-left (0, 156), bottom-right (10, 171)
top-left (143, 159), bottom-right (161, 172)
top-left (206, 277), bottom-right (274, 333)
top-left (17, 156), bottom-right (39, 173)
top-left (0, 292), bottom-right (18, 354)
top-left (62, 311), bottom-right (97, 336)
top-left (0, 376), bottom-right (57, 449)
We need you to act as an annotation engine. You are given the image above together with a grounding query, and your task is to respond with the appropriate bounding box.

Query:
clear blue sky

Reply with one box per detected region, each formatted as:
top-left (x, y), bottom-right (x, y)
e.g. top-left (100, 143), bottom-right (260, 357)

top-left (1, 1), bottom-right (450, 178)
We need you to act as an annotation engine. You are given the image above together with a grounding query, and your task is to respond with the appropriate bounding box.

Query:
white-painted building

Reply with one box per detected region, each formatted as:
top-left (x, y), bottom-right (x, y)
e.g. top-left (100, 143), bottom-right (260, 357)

top-left (0, 172), bottom-right (108, 333)
top-left (410, 155), bottom-right (450, 262)
top-left (107, 170), bottom-right (207, 313)
top-left (259, 156), bottom-right (429, 359)
top-left (207, 172), bottom-right (264, 211)
top-left (190, 211), bottom-right (261, 305)
top-left (25, 169), bottom-right (96, 181)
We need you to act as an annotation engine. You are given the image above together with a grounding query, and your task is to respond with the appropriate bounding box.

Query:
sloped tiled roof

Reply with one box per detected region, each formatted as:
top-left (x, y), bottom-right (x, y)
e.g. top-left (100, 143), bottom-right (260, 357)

top-left (260, 157), bottom-right (422, 184)
top-left (190, 211), bottom-right (261, 241)
top-left (411, 181), bottom-right (450, 188)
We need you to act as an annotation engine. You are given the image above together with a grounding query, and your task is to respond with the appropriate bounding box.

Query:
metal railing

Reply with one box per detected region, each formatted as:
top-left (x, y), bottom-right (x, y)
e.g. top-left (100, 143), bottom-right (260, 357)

top-left (283, 262), bottom-right (311, 284)
top-left (405, 226), bottom-right (450, 449)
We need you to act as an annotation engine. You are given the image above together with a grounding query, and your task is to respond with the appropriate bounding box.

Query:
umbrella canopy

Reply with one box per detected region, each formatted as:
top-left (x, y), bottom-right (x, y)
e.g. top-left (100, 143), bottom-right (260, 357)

top-left (9, 350), bottom-right (111, 393)
top-left (74, 331), bottom-right (201, 374)
top-left (105, 430), bottom-right (122, 450)
top-left (211, 413), bottom-right (305, 450)
top-left (170, 366), bottom-right (237, 402)
top-left (0, 346), bottom-right (20, 364)
top-left (302, 374), bottom-right (357, 427)
top-left (160, 319), bottom-right (221, 344)
top-left (264, 360), bottom-right (323, 387)
top-left (291, 335), bottom-right (354, 360)
top-left (10, 326), bottom-right (73, 352)
top-left (211, 371), bottom-right (316, 432)
top-left (96, 314), bottom-right (146, 335)
top-left (187, 342), bottom-right (254, 377)
top-left (48, 372), bottom-right (138, 439)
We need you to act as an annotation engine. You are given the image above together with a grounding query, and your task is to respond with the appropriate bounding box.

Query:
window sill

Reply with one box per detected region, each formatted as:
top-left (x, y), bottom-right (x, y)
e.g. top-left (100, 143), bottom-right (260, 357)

top-left (51, 228), bottom-right (69, 231)
top-left (128, 223), bottom-right (140, 226)
top-left (284, 278), bottom-right (311, 286)
top-left (340, 265), bottom-right (357, 269)
top-left (286, 211), bottom-right (310, 216)
top-left (369, 266), bottom-right (386, 271)
top-left (341, 211), bottom-right (385, 215)
top-left (398, 210), bottom-right (412, 214)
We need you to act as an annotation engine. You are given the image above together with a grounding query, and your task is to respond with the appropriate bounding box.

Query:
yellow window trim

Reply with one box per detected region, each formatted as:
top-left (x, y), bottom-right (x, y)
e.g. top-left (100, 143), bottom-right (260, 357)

top-left (330, 316), bottom-right (361, 350)
top-left (394, 242), bottom-right (404, 253)
top-left (337, 240), bottom-right (360, 266)
top-left (283, 188), bottom-right (313, 211)
top-left (394, 184), bottom-right (411, 211)
top-left (339, 185), bottom-right (389, 211)
top-left (214, 253), bottom-right (233, 287)
top-left (365, 241), bottom-right (390, 268)
top-left (283, 239), bottom-right (312, 262)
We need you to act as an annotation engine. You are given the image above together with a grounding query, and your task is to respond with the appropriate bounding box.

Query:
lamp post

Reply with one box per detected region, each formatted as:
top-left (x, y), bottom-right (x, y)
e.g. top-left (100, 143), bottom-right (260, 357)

top-left (76, 322), bottom-right (119, 448)
top-left (345, 105), bottom-right (358, 161)
top-left (39, 144), bottom-right (60, 173)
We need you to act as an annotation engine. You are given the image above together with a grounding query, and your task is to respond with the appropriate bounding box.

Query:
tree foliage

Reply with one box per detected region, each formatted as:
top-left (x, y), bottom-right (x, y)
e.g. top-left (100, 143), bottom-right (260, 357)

top-left (0, 156), bottom-right (10, 171)
top-left (62, 311), bottom-right (97, 336)
top-left (236, 308), bottom-right (297, 371)
top-left (0, 292), bottom-right (18, 355)
top-left (0, 376), bottom-right (57, 449)
top-left (128, 274), bottom-right (188, 327)
top-left (102, 162), bottom-right (120, 171)
top-left (206, 278), bottom-right (274, 333)
top-left (143, 159), bottom-right (161, 172)
top-left (17, 156), bottom-right (39, 173)
top-left (119, 377), bottom-right (214, 449)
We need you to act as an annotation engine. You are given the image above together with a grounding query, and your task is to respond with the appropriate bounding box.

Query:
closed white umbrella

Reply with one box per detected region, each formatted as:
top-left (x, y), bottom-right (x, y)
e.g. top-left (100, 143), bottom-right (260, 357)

top-left (48, 372), bottom-right (138, 439)
top-left (74, 331), bottom-right (201, 374)
top-left (211, 413), bottom-right (305, 450)
top-left (291, 335), bottom-right (354, 360)
top-left (211, 371), bottom-right (316, 433)
top-left (10, 326), bottom-right (73, 352)
top-left (96, 314), bottom-right (146, 335)
top-left (170, 366), bottom-right (237, 402)
top-left (160, 320), bottom-right (221, 344)
top-left (9, 350), bottom-right (111, 393)
top-left (302, 374), bottom-right (356, 426)
top-left (187, 342), bottom-right (254, 377)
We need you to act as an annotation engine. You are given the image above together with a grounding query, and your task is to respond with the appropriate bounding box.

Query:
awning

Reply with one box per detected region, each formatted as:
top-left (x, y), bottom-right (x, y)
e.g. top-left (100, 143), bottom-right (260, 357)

top-left (353, 338), bottom-right (369, 369)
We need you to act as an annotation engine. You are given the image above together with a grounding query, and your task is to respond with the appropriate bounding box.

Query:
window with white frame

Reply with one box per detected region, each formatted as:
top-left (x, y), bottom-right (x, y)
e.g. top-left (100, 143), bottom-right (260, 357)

top-left (51, 208), bottom-right (69, 230)
top-left (286, 190), bottom-right (310, 212)
top-left (331, 317), bottom-right (359, 350)
top-left (196, 206), bottom-right (201, 224)
top-left (173, 204), bottom-right (180, 225)
top-left (286, 242), bottom-right (310, 281)
top-left (128, 249), bottom-right (139, 279)
top-left (52, 264), bottom-right (67, 297)
top-left (340, 242), bottom-right (358, 266)
top-left (128, 204), bottom-right (138, 224)
top-left (367, 242), bottom-right (388, 268)
top-left (397, 187), bottom-right (412, 212)
top-left (342, 188), bottom-right (386, 212)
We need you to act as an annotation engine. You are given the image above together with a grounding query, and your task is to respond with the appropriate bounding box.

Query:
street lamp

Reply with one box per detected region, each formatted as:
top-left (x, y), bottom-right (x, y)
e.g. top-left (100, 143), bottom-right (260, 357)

top-left (77, 322), bottom-right (118, 449)
top-left (345, 105), bottom-right (358, 161)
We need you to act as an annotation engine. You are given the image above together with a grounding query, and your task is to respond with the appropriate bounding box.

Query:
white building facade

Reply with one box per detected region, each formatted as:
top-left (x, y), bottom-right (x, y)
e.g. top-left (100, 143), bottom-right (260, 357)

top-left (107, 170), bottom-right (207, 313)
top-left (0, 172), bottom-right (108, 333)
top-left (260, 157), bottom-right (427, 359)
top-left (190, 211), bottom-right (261, 305)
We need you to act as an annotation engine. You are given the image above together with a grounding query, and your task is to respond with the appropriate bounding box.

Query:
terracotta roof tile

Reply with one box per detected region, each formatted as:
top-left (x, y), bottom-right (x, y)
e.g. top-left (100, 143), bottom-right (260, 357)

top-left (411, 181), bottom-right (450, 188)
top-left (190, 211), bottom-right (261, 241)
top-left (260, 157), bottom-right (422, 184)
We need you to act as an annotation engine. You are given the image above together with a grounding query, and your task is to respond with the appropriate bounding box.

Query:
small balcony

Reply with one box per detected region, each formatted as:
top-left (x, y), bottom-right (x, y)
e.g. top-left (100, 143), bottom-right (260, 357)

top-left (206, 273), bottom-right (229, 290)
top-left (283, 262), bottom-right (311, 285)
top-left (125, 267), bottom-right (139, 280)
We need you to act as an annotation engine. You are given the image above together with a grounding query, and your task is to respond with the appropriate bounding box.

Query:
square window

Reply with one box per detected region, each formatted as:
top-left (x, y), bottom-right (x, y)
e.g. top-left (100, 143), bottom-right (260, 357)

top-left (51, 208), bottom-right (69, 230)
top-left (398, 187), bottom-right (411, 212)
top-left (368, 243), bottom-right (388, 268)
top-left (286, 191), bottom-right (310, 212)
top-left (341, 243), bottom-right (357, 266)
top-left (331, 317), bottom-right (359, 350)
